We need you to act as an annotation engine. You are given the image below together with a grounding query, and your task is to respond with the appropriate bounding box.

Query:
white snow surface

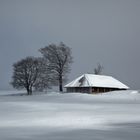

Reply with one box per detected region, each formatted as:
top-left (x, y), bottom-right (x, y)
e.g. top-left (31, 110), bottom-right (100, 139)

top-left (0, 90), bottom-right (140, 140)
top-left (64, 74), bottom-right (129, 89)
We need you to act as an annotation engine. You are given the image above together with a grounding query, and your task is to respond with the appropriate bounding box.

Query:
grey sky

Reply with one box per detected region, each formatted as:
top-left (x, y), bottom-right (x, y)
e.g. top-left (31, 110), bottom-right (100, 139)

top-left (0, 0), bottom-right (140, 90)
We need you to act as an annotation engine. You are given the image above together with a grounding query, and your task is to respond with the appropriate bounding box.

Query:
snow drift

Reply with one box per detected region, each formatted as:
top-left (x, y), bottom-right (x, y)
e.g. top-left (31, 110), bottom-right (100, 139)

top-left (0, 90), bottom-right (140, 140)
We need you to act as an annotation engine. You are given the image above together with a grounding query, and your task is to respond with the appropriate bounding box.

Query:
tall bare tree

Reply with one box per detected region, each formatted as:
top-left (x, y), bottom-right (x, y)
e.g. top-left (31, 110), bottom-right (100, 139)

top-left (11, 57), bottom-right (50, 95)
top-left (40, 42), bottom-right (73, 92)
top-left (94, 63), bottom-right (103, 75)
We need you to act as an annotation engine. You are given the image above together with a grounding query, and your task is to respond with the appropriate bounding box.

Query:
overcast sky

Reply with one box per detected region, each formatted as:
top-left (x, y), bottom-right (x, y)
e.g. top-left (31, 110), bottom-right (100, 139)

top-left (0, 0), bottom-right (140, 90)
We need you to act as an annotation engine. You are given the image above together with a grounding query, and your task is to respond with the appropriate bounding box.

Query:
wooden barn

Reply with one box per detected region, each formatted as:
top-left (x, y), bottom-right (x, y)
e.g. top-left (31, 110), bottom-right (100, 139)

top-left (64, 74), bottom-right (129, 93)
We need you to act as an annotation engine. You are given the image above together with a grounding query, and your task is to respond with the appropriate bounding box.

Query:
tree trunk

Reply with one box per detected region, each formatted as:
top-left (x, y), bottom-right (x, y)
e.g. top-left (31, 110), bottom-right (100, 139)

top-left (26, 86), bottom-right (32, 95)
top-left (59, 84), bottom-right (63, 92)
top-left (29, 87), bottom-right (32, 95)
top-left (59, 75), bottom-right (63, 92)
top-left (27, 87), bottom-right (30, 95)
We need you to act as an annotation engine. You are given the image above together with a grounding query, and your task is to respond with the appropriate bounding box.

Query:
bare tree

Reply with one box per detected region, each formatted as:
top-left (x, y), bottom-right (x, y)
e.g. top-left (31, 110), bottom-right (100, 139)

top-left (40, 42), bottom-right (73, 92)
top-left (94, 63), bottom-right (103, 75)
top-left (34, 57), bottom-right (52, 91)
top-left (11, 57), bottom-right (50, 95)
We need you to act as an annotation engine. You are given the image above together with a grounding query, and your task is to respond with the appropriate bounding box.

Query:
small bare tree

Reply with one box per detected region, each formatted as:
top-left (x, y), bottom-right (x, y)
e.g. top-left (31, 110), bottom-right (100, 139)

top-left (34, 57), bottom-right (52, 91)
top-left (40, 42), bottom-right (73, 92)
top-left (94, 63), bottom-right (103, 75)
top-left (11, 57), bottom-right (50, 95)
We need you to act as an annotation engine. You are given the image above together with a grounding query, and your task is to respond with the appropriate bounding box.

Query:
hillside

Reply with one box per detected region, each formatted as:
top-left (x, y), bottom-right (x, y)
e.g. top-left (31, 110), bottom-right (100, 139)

top-left (0, 90), bottom-right (140, 140)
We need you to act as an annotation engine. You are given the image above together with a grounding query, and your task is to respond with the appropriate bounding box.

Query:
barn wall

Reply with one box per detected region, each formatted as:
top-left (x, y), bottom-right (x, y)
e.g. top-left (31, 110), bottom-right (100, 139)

top-left (67, 87), bottom-right (90, 93)
top-left (92, 87), bottom-right (127, 93)
top-left (66, 87), bottom-right (127, 94)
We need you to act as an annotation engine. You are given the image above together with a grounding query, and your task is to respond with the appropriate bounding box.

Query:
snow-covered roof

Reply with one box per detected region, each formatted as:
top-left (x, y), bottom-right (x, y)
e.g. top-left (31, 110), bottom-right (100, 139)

top-left (64, 74), bottom-right (129, 89)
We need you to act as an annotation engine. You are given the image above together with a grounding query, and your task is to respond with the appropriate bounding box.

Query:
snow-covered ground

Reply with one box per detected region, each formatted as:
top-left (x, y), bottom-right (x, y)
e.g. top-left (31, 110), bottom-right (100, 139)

top-left (0, 90), bottom-right (140, 140)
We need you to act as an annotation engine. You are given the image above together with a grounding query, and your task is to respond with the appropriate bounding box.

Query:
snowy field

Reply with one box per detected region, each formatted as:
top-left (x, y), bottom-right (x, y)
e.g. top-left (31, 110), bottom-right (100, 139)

top-left (0, 90), bottom-right (140, 140)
